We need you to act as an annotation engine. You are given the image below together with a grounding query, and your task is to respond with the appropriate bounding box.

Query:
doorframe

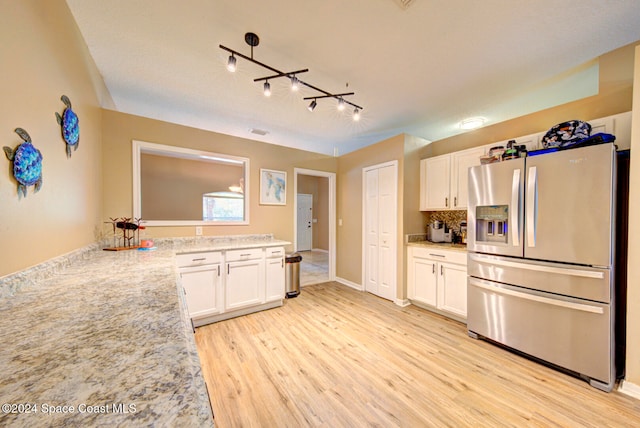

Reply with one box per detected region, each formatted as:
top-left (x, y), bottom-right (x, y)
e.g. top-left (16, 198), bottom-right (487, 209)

top-left (362, 160), bottom-right (398, 302)
top-left (293, 168), bottom-right (336, 282)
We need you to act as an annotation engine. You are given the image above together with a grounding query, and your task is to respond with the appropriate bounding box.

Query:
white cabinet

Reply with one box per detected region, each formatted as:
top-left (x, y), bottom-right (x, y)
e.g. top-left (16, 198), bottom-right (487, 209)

top-left (177, 251), bottom-right (223, 324)
top-left (407, 246), bottom-right (467, 319)
top-left (420, 155), bottom-right (450, 210)
top-left (265, 247), bottom-right (285, 302)
top-left (177, 245), bottom-right (286, 327)
top-left (420, 146), bottom-right (484, 211)
top-left (225, 248), bottom-right (264, 311)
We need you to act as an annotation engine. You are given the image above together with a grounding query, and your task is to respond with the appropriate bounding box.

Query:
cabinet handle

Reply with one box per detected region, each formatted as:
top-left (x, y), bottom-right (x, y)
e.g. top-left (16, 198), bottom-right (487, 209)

top-left (192, 257), bottom-right (206, 262)
top-left (429, 253), bottom-right (445, 258)
top-left (454, 196), bottom-right (457, 207)
top-left (432, 264), bottom-right (435, 274)
top-left (281, 259), bottom-right (284, 268)
top-left (218, 265), bottom-right (220, 276)
top-left (227, 264), bottom-right (230, 275)
top-left (241, 253), bottom-right (252, 257)
top-left (440, 265), bottom-right (443, 275)
top-left (445, 197), bottom-right (448, 207)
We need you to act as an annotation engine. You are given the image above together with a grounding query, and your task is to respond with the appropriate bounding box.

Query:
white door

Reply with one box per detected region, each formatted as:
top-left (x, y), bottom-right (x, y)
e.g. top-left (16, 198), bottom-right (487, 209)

top-left (363, 162), bottom-right (397, 301)
top-left (297, 193), bottom-right (313, 251)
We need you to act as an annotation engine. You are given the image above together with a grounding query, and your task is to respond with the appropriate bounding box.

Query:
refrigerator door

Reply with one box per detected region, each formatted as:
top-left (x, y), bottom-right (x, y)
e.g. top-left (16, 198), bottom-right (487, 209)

top-left (468, 158), bottom-right (525, 257)
top-left (524, 143), bottom-right (615, 266)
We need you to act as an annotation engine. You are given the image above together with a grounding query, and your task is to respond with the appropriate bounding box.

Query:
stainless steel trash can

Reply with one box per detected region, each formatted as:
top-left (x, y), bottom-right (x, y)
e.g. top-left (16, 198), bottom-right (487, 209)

top-left (285, 253), bottom-right (302, 298)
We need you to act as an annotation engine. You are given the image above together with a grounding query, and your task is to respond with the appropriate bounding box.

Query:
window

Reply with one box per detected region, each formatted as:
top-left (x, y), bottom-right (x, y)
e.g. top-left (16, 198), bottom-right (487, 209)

top-left (203, 191), bottom-right (244, 222)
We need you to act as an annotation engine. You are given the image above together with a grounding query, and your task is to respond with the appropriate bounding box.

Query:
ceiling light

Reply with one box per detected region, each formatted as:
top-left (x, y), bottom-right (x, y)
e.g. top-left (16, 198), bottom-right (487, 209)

top-left (226, 54), bottom-right (237, 72)
top-left (220, 33), bottom-right (363, 115)
top-left (353, 108), bottom-right (361, 121)
top-left (460, 117), bottom-right (486, 130)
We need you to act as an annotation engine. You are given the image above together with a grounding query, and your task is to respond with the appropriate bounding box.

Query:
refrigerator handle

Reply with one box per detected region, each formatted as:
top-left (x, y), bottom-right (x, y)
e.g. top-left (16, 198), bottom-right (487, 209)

top-left (526, 166), bottom-right (537, 247)
top-left (511, 169), bottom-right (521, 247)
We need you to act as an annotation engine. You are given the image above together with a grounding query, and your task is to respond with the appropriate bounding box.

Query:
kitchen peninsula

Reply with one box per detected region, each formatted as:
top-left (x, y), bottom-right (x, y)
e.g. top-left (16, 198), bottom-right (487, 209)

top-left (0, 234), bottom-right (287, 427)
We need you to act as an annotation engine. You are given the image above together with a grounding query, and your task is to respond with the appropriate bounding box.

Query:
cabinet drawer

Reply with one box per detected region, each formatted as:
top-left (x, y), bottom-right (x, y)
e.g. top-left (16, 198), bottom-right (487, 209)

top-left (225, 247), bottom-right (264, 262)
top-left (176, 251), bottom-right (222, 267)
top-left (265, 246), bottom-right (285, 258)
top-left (411, 247), bottom-right (467, 265)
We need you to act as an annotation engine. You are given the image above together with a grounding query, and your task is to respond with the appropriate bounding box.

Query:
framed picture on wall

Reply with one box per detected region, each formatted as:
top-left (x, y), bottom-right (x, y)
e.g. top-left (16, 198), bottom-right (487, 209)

top-left (260, 168), bottom-right (286, 205)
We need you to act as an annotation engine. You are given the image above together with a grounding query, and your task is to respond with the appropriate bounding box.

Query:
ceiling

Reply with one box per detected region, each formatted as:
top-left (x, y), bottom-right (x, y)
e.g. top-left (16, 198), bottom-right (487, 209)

top-left (65, 0), bottom-right (640, 156)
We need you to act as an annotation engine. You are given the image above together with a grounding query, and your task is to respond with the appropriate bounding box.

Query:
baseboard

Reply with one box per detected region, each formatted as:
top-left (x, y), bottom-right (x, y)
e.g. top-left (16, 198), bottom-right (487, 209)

top-left (618, 380), bottom-right (640, 399)
top-left (395, 298), bottom-right (411, 307)
top-left (335, 277), bottom-right (363, 291)
top-left (311, 248), bottom-right (329, 253)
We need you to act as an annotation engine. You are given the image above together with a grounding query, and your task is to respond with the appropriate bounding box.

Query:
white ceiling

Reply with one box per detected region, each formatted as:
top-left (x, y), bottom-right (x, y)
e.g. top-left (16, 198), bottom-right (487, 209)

top-left (65, 0), bottom-right (640, 156)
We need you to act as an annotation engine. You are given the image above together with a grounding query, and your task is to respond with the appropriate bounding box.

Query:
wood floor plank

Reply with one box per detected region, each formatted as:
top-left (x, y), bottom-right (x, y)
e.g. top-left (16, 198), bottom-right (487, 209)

top-left (195, 282), bottom-right (640, 427)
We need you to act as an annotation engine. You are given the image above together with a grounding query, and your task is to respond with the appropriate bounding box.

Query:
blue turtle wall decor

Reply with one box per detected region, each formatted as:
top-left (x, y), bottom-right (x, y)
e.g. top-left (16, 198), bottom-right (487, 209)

top-left (55, 94), bottom-right (79, 158)
top-left (3, 128), bottom-right (43, 198)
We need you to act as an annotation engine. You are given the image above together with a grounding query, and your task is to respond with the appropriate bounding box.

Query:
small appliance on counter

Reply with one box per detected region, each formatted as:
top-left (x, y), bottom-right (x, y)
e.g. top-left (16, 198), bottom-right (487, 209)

top-left (428, 220), bottom-right (452, 243)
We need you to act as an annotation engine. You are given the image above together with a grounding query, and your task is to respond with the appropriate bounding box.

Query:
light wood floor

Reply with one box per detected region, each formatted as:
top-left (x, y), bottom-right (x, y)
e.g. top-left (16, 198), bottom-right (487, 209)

top-left (195, 282), bottom-right (640, 427)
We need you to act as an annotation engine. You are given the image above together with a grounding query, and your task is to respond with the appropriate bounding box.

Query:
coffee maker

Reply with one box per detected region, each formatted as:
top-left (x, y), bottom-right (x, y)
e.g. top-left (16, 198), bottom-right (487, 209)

top-left (428, 220), bottom-right (452, 243)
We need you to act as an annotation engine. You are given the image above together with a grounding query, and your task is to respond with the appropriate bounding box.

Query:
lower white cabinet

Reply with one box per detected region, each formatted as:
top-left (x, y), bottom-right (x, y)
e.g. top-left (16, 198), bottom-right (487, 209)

top-left (407, 246), bottom-right (467, 319)
top-left (265, 247), bottom-right (285, 302)
top-left (225, 248), bottom-right (265, 310)
top-left (177, 246), bottom-right (285, 327)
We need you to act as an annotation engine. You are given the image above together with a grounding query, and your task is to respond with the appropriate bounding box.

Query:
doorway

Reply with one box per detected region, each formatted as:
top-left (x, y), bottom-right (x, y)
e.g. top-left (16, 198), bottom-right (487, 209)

top-left (294, 168), bottom-right (336, 287)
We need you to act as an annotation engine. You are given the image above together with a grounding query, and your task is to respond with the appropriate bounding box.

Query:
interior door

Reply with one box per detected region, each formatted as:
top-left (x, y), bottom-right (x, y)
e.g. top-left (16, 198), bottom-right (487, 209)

top-left (364, 162), bottom-right (397, 301)
top-left (524, 143), bottom-right (615, 266)
top-left (297, 193), bottom-right (313, 251)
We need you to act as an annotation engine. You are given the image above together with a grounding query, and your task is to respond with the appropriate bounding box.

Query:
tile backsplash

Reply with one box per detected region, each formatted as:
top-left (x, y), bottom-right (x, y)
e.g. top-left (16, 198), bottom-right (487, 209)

top-left (425, 210), bottom-right (468, 232)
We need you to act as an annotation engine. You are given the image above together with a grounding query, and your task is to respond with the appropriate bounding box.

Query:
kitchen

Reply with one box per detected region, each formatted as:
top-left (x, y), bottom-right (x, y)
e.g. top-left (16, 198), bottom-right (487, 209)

top-left (2, 1), bottom-right (640, 426)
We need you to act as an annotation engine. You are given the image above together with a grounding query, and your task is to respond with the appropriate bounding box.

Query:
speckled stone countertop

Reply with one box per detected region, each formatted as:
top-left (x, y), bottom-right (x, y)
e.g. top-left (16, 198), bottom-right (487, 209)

top-left (0, 234), bottom-right (289, 427)
top-left (406, 240), bottom-right (468, 253)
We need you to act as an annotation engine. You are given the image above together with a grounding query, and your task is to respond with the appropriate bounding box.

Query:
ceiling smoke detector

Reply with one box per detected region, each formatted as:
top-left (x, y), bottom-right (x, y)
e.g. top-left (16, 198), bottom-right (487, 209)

top-left (393, 0), bottom-right (416, 10)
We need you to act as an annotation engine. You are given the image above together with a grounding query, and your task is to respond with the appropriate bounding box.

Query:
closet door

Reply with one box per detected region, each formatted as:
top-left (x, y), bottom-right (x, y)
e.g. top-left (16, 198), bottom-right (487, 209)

top-left (363, 161), bottom-right (398, 302)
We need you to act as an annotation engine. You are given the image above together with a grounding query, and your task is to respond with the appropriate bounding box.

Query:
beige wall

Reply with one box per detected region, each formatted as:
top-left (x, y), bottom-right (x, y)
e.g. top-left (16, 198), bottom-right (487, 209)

top-left (297, 175), bottom-right (329, 251)
top-left (625, 45), bottom-right (640, 390)
top-left (424, 41), bottom-right (638, 158)
top-left (0, 0), bottom-right (107, 277)
top-left (101, 110), bottom-right (337, 248)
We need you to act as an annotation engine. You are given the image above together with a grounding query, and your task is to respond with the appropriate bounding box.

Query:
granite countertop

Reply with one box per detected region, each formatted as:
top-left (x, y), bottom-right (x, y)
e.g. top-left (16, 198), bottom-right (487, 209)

top-left (406, 240), bottom-right (468, 253)
top-left (0, 234), bottom-right (289, 427)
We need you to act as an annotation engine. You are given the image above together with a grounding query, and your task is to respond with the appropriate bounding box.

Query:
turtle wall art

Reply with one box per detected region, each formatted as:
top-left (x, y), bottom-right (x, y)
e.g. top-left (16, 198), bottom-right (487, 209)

top-left (55, 95), bottom-right (79, 157)
top-left (3, 128), bottom-right (43, 198)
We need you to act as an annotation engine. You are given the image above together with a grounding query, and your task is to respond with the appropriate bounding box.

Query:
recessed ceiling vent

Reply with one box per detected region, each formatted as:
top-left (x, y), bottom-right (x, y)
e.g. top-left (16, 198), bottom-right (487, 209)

top-left (250, 128), bottom-right (269, 136)
top-left (393, 0), bottom-right (416, 10)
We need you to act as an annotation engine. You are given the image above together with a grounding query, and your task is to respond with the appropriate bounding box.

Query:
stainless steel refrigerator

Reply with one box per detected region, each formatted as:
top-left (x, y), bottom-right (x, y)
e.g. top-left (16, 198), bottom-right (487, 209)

top-left (467, 142), bottom-right (620, 391)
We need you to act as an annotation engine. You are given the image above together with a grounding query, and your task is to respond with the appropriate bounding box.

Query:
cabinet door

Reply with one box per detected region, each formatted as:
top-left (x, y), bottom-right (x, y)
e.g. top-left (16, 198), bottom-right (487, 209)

top-left (408, 255), bottom-right (438, 307)
top-left (265, 256), bottom-right (285, 302)
top-left (452, 147), bottom-right (484, 210)
top-left (226, 259), bottom-right (264, 310)
top-left (437, 262), bottom-right (467, 318)
top-left (423, 154), bottom-right (451, 210)
top-left (181, 264), bottom-right (222, 318)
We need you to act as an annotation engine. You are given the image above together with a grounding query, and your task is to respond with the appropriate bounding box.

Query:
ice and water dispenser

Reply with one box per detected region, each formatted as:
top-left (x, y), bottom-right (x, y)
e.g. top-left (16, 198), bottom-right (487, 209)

top-left (475, 205), bottom-right (509, 244)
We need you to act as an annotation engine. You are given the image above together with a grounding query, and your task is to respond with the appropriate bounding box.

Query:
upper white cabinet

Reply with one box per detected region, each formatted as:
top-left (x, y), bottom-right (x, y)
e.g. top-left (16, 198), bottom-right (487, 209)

top-left (420, 146), bottom-right (484, 211)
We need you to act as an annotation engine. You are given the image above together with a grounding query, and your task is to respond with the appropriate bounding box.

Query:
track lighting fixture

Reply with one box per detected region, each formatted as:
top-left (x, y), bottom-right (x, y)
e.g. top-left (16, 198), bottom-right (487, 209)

top-left (227, 54), bottom-right (237, 72)
top-left (220, 33), bottom-right (363, 116)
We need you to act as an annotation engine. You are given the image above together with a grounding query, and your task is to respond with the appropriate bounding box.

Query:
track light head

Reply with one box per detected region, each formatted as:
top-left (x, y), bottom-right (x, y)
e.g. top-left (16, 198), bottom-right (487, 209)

top-left (353, 108), bottom-right (361, 121)
top-left (308, 99), bottom-right (317, 112)
top-left (227, 54), bottom-right (237, 72)
top-left (290, 76), bottom-right (299, 91)
top-left (263, 81), bottom-right (271, 97)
